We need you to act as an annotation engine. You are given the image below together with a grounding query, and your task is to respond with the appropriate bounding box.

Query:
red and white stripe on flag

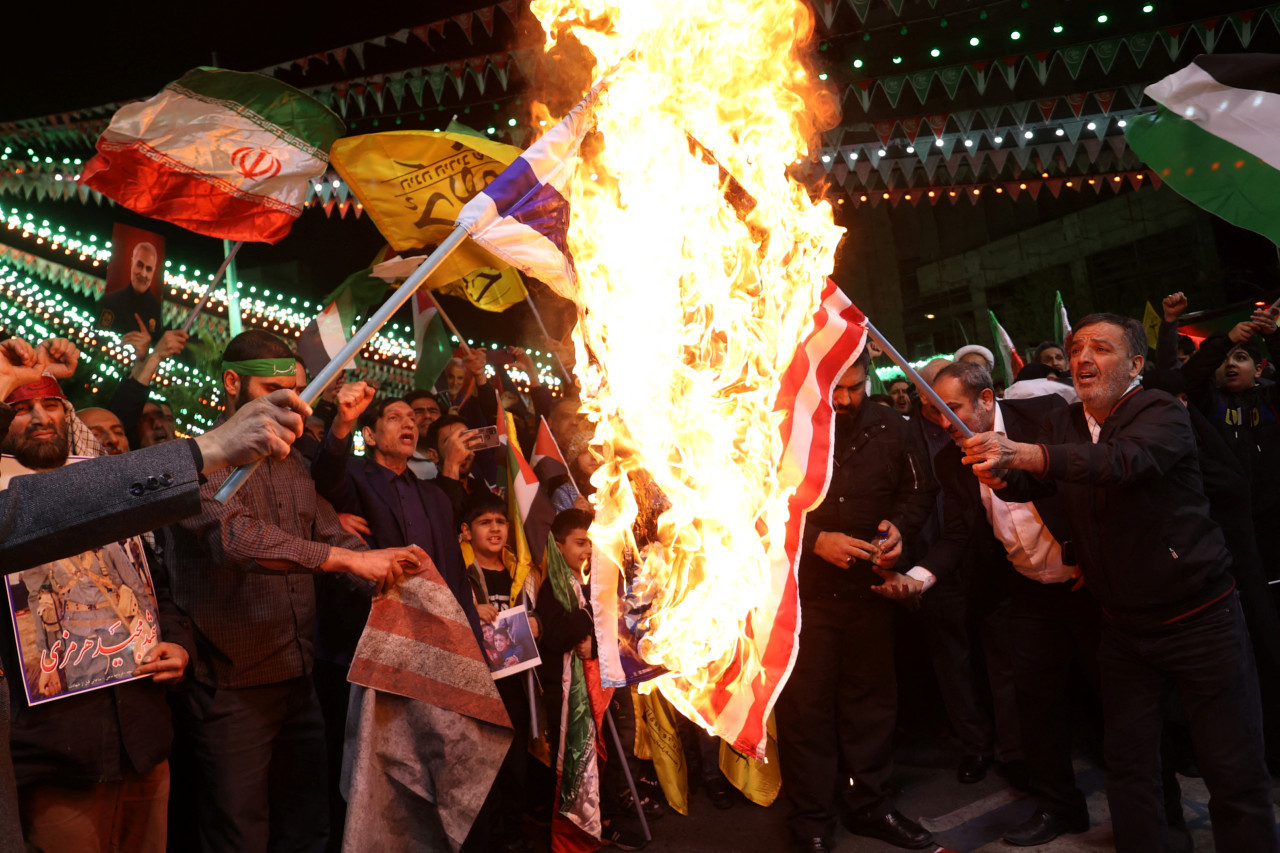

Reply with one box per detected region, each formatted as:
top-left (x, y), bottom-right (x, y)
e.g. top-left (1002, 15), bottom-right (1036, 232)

top-left (627, 279), bottom-right (867, 759)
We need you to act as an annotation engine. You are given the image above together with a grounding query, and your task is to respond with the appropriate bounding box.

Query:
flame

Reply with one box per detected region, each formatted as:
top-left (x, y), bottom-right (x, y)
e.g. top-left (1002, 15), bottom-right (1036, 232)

top-left (531, 1), bottom-right (844, 731)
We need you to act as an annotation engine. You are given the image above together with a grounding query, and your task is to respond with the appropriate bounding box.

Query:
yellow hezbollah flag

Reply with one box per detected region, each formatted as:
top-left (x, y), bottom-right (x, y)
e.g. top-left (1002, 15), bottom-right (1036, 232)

top-left (330, 130), bottom-right (521, 289)
top-left (718, 714), bottom-right (781, 807)
top-left (438, 265), bottom-right (527, 312)
top-left (631, 689), bottom-right (689, 816)
top-left (1143, 301), bottom-right (1162, 351)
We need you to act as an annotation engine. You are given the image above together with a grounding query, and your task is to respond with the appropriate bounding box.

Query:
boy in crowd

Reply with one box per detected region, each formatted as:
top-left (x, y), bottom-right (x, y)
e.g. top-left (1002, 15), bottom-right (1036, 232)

top-left (461, 494), bottom-right (540, 852)
top-left (536, 508), bottom-right (647, 849)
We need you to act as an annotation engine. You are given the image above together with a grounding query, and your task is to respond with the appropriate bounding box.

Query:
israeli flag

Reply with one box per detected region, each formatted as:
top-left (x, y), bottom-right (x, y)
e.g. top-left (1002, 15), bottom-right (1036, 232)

top-left (455, 84), bottom-right (603, 294)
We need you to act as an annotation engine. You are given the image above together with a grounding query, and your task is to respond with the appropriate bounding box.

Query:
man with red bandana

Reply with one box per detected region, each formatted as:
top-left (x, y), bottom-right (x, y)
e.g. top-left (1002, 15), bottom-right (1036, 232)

top-left (1, 373), bottom-right (194, 853)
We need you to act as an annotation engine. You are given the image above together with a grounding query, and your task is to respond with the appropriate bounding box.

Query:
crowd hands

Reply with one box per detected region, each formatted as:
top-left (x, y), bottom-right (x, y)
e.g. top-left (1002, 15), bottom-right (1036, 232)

top-left (4, 285), bottom-right (1280, 853)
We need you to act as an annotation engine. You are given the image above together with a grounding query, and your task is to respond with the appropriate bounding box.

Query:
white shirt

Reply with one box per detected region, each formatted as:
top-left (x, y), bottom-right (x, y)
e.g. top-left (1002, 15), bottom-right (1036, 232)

top-left (406, 451), bottom-right (438, 480)
top-left (909, 403), bottom-right (1073, 589)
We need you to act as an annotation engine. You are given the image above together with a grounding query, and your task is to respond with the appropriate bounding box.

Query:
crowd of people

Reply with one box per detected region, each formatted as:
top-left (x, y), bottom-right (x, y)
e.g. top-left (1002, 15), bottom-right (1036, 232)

top-left (0, 287), bottom-right (1276, 853)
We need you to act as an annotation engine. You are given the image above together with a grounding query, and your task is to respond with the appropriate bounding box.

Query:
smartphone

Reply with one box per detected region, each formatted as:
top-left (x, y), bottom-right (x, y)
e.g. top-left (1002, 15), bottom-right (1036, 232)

top-left (462, 425), bottom-right (502, 451)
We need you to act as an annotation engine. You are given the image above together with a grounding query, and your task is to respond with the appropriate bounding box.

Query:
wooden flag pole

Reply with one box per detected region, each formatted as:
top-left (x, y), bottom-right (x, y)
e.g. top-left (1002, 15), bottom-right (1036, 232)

top-left (864, 320), bottom-right (974, 441)
top-left (179, 241), bottom-right (244, 334)
top-left (215, 227), bottom-right (469, 503)
top-left (423, 289), bottom-right (472, 357)
top-left (522, 293), bottom-right (573, 384)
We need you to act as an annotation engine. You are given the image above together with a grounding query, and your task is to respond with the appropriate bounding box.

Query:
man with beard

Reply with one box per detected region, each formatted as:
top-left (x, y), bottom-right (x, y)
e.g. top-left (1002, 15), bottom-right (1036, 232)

top-left (776, 347), bottom-right (937, 853)
top-left (904, 362), bottom-right (1097, 846)
top-left (164, 330), bottom-right (429, 853)
top-left (962, 314), bottom-right (1277, 852)
top-left (97, 243), bottom-right (166, 339)
top-left (77, 407), bottom-right (128, 455)
top-left (1, 375), bottom-right (194, 853)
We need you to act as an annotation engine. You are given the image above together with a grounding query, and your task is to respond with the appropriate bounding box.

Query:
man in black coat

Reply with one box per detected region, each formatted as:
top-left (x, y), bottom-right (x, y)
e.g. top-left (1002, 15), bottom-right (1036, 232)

top-left (776, 348), bottom-right (938, 853)
top-left (901, 362), bottom-right (1099, 846)
top-left (962, 314), bottom-right (1278, 853)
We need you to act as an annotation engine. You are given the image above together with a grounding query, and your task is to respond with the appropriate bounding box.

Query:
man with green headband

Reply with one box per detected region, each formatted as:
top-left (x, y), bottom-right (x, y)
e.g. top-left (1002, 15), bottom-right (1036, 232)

top-left (163, 330), bottom-right (429, 853)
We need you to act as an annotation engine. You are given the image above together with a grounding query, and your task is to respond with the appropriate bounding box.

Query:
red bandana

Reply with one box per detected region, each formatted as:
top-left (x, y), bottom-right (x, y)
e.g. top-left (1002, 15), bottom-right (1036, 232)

top-left (4, 376), bottom-right (66, 405)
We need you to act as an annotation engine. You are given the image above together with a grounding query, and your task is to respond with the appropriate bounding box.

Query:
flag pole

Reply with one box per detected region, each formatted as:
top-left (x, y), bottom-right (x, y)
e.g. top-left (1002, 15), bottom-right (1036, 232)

top-left (179, 241), bottom-right (244, 334)
top-left (423, 289), bottom-right (473, 357)
top-left (522, 293), bottom-right (573, 385)
top-left (604, 706), bottom-right (652, 842)
top-left (864, 320), bottom-right (974, 441)
top-left (214, 226), bottom-right (470, 503)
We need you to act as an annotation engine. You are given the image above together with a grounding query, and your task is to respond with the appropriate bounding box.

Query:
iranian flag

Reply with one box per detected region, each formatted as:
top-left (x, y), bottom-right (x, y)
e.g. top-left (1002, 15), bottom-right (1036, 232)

top-left (81, 67), bottom-right (344, 244)
top-left (988, 310), bottom-right (1025, 385)
top-left (1054, 290), bottom-right (1072, 348)
top-left (1126, 54), bottom-right (1280, 245)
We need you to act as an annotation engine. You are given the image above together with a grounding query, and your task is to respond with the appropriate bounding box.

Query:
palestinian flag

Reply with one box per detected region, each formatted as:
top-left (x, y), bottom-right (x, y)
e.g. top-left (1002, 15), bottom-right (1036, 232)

top-left (1126, 54), bottom-right (1280, 245)
top-left (531, 416), bottom-right (572, 484)
top-left (82, 67), bottom-right (344, 244)
top-left (988, 310), bottom-right (1025, 385)
top-left (296, 267), bottom-right (386, 379)
top-left (412, 290), bottom-right (454, 392)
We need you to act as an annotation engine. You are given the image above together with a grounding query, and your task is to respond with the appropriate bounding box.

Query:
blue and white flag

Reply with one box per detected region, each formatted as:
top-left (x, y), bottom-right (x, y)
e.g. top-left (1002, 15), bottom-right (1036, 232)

top-left (455, 85), bottom-right (602, 293)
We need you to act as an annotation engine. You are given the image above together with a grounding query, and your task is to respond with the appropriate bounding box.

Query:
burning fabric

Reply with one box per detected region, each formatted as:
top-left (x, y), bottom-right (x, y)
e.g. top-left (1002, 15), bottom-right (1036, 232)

top-left (526, 0), bottom-right (853, 759)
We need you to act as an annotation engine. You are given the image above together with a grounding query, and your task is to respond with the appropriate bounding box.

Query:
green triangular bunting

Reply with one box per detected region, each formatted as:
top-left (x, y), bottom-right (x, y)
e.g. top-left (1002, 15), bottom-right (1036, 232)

top-left (909, 70), bottom-right (935, 103)
top-left (938, 66), bottom-right (965, 99)
top-left (1127, 32), bottom-right (1156, 67)
top-left (1060, 44), bottom-right (1090, 79)
top-left (880, 75), bottom-right (907, 108)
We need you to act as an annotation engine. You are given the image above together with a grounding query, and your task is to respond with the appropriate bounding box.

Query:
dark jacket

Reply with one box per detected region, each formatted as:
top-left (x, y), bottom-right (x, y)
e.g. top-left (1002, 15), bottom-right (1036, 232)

top-left (1182, 331), bottom-right (1280, 533)
top-left (310, 432), bottom-right (484, 650)
top-left (3, 543), bottom-right (196, 787)
top-left (998, 388), bottom-right (1232, 632)
top-left (799, 399), bottom-right (937, 600)
top-left (919, 396), bottom-right (1074, 591)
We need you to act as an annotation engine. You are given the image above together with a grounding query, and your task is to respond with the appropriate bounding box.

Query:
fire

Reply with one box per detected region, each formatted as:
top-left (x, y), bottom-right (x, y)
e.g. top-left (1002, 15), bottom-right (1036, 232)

top-left (530, 1), bottom-right (844, 732)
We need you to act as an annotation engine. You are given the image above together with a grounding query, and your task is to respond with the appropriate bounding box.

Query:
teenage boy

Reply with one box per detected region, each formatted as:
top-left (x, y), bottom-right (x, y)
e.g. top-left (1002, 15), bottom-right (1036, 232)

top-left (535, 508), bottom-right (646, 850)
top-left (461, 494), bottom-right (539, 851)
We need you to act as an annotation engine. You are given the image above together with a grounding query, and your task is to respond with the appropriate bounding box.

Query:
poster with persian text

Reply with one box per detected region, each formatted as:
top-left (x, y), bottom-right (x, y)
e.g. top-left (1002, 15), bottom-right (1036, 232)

top-left (2, 455), bottom-right (162, 705)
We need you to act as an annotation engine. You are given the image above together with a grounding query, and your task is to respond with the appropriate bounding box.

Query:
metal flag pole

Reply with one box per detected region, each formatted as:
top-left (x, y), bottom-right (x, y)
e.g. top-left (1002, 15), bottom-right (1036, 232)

top-left (214, 226), bottom-right (470, 503)
top-left (179, 241), bottom-right (244, 334)
top-left (223, 238), bottom-right (243, 336)
top-left (604, 705), bottom-right (652, 842)
top-left (522, 293), bottom-right (573, 384)
top-left (864, 320), bottom-right (974, 441)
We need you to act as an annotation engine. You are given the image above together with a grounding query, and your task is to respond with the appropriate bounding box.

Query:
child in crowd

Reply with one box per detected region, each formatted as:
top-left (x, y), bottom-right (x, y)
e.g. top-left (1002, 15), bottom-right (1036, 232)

top-left (536, 508), bottom-right (648, 850)
top-left (460, 493), bottom-right (540, 852)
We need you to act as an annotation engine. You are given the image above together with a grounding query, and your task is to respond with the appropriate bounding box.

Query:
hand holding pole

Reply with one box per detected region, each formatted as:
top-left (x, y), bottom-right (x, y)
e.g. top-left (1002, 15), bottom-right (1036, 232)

top-left (214, 227), bottom-right (469, 503)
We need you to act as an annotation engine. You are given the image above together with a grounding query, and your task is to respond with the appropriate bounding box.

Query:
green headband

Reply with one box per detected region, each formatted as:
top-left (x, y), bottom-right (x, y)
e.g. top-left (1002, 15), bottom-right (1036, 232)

top-left (221, 358), bottom-right (297, 377)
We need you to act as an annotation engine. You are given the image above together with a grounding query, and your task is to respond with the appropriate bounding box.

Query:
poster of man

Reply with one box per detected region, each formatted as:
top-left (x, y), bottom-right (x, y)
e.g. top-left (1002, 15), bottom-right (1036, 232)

top-left (483, 605), bottom-right (541, 679)
top-left (3, 454), bottom-right (163, 705)
top-left (97, 222), bottom-right (166, 338)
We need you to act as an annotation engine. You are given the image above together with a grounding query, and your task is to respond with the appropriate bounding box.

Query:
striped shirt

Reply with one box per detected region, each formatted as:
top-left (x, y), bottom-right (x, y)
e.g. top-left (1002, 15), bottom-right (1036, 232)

top-left (167, 431), bottom-right (365, 688)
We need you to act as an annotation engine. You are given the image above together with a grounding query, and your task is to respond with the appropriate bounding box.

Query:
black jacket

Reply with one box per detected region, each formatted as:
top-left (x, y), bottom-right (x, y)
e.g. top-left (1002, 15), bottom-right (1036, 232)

top-left (919, 396), bottom-right (1074, 590)
top-left (998, 388), bottom-right (1232, 632)
top-left (799, 399), bottom-right (937, 600)
top-left (1182, 331), bottom-right (1280, 531)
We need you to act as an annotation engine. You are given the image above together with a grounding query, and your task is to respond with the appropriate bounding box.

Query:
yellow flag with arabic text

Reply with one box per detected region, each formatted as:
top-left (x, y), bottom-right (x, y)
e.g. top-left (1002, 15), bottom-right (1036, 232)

top-left (330, 130), bottom-right (521, 290)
